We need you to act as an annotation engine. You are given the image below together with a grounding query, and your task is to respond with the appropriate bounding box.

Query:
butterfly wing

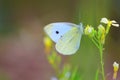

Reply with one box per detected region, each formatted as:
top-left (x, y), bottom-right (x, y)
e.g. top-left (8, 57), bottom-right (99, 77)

top-left (44, 22), bottom-right (78, 43)
top-left (55, 26), bottom-right (83, 55)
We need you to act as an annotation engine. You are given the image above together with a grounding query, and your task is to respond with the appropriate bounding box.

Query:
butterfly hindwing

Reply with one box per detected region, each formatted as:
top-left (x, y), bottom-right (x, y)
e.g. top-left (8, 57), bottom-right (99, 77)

top-left (55, 27), bottom-right (82, 55)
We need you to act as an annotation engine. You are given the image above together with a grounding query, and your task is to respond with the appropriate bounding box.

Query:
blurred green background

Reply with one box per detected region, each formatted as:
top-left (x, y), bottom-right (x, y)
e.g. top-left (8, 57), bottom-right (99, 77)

top-left (0, 0), bottom-right (120, 80)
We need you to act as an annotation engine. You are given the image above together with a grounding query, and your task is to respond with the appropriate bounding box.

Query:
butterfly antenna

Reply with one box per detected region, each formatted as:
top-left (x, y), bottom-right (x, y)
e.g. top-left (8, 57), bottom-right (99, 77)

top-left (79, 23), bottom-right (84, 34)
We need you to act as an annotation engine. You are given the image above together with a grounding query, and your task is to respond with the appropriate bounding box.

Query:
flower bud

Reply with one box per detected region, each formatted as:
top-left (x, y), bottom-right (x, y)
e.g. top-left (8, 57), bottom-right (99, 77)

top-left (84, 25), bottom-right (95, 37)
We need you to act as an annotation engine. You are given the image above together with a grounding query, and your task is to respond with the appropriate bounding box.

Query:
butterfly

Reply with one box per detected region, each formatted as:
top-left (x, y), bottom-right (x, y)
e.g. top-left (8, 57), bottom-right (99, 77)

top-left (44, 22), bottom-right (83, 55)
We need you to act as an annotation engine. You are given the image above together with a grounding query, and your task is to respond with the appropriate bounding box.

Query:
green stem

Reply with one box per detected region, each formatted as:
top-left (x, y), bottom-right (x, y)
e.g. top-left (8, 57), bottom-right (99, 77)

top-left (92, 37), bottom-right (105, 80)
top-left (92, 39), bottom-right (99, 49)
top-left (99, 44), bottom-right (105, 80)
top-left (91, 36), bottom-right (100, 49)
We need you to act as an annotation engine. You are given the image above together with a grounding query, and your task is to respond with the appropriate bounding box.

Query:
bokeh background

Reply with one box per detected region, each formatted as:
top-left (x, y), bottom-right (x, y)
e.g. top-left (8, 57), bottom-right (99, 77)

top-left (0, 0), bottom-right (120, 80)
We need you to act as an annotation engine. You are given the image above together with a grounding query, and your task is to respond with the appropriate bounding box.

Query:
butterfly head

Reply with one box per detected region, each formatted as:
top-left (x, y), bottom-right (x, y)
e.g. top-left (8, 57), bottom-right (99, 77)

top-left (78, 23), bottom-right (84, 34)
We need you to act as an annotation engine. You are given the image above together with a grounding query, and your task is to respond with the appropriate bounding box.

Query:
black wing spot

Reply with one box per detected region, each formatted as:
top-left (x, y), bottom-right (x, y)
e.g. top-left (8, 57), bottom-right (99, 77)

top-left (55, 31), bottom-right (59, 34)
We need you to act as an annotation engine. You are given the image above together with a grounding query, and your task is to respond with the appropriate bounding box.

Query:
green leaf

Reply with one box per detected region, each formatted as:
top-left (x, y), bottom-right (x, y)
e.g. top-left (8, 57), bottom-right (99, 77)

top-left (70, 66), bottom-right (81, 80)
top-left (95, 69), bottom-right (99, 80)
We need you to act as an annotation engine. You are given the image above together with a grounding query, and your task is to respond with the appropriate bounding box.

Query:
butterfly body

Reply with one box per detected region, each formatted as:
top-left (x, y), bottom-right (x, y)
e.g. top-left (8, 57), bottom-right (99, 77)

top-left (44, 22), bottom-right (83, 55)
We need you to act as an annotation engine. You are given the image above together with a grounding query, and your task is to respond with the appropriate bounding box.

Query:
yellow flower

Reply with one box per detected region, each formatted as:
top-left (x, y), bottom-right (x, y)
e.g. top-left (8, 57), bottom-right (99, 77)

top-left (84, 25), bottom-right (95, 37)
top-left (98, 25), bottom-right (105, 34)
top-left (98, 25), bottom-right (106, 44)
top-left (100, 17), bottom-right (119, 27)
top-left (100, 34), bottom-right (105, 44)
top-left (43, 36), bottom-right (53, 54)
top-left (49, 58), bottom-right (54, 65)
top-left (113, 62), bottom-right (119, 80)
top-left (101, 18), bottom-right (119, 34)
top-left (113, 62), bottom-right (119, 72)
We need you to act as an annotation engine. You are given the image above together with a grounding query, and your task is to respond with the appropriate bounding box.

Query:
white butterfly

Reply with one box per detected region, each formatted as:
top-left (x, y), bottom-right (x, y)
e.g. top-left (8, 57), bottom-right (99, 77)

top-left (44, 22), bottom-right (83, 55)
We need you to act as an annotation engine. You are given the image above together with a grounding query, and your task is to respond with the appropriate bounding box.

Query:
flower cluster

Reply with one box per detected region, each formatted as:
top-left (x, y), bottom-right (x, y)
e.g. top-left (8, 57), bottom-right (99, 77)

top-left (84, 17), bottom-right (119, 45)
top-left (84, 18), bottom-right (119, 80)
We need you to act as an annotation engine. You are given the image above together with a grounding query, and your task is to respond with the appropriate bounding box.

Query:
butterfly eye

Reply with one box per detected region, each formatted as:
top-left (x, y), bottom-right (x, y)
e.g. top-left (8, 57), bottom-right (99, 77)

top-left (56, 31), bottom-right (59, 34)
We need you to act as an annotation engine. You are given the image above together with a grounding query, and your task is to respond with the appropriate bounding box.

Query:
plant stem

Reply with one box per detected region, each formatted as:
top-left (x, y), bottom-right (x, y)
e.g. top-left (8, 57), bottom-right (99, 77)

top-left (92, 38), bottom-right (99, 49)
top-left (99, 44), bottom-right (105, 80)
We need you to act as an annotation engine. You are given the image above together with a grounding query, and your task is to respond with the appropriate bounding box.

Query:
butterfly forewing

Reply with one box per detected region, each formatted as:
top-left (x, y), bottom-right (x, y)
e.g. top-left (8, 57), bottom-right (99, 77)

top-left (44, 22), bottom-right (77, 43)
